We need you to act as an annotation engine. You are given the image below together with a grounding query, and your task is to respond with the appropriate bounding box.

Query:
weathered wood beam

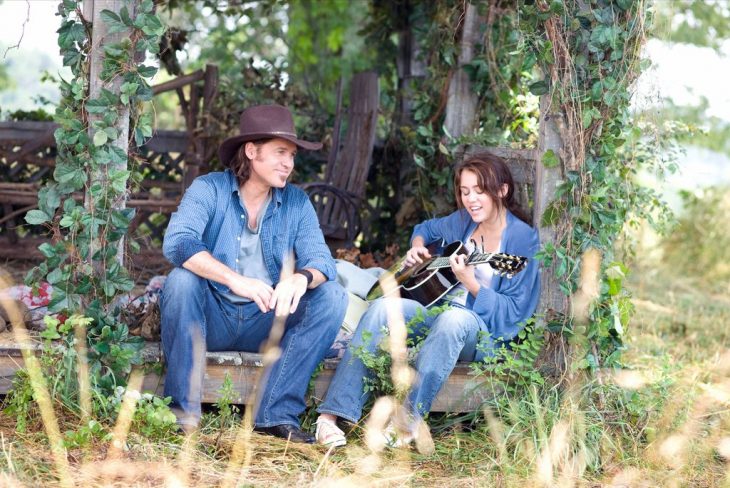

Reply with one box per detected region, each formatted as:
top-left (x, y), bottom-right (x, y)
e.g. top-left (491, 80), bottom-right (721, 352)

top-left (85, 0), bottom-right (134, 266)
top-left (151, 69), bottom-right (205, 95)
top-left (535, 95), bottom-right (567, 318)
top-left (444, 2), bottom-right (484, 139)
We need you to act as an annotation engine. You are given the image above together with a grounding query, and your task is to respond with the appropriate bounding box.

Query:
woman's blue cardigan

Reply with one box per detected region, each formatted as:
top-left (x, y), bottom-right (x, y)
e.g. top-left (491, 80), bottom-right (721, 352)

top-left (411, 209), bottom-right (541, 361)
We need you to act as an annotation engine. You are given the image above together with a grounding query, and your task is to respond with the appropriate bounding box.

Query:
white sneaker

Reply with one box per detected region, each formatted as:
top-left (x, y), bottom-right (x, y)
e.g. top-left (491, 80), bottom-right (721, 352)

top-left (383, 421), bottom-right (415, 448)
top-left (315, 418), bottom-right (347, 448)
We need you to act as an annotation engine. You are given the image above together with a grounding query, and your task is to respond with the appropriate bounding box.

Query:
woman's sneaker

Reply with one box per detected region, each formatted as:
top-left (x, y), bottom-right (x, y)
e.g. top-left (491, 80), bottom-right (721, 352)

top-left (315, 418), bottom-right (347, 448)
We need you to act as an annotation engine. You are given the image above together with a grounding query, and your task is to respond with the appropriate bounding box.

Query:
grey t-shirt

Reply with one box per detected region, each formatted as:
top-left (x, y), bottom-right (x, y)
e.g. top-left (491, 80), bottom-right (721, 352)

top-left (220, 192), bottom-right (273, 304)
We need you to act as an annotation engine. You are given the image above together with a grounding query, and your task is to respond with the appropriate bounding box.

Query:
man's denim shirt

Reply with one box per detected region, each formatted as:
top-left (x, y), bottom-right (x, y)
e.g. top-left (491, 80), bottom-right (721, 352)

top-left (163, 169), bottom-right (337, 294)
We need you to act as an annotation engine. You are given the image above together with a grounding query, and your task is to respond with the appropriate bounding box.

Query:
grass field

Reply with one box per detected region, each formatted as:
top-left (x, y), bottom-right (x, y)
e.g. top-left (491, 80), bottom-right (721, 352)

top-left (0, 240), bottom-right (728, 487)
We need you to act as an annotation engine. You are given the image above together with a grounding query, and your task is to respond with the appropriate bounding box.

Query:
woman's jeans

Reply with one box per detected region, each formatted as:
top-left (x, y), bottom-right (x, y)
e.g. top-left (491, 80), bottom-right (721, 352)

top-left (161, 267), bottom-right (347, 428)
top-left (318, 297), bottom-right (483, 424)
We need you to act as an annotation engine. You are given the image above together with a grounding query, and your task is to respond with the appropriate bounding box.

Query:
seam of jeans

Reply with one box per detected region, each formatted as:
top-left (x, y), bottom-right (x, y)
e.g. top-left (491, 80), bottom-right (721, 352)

top-left (253, 420), bottom-right (301, 429)
top-left (261, 300), bottom-right (309, 424)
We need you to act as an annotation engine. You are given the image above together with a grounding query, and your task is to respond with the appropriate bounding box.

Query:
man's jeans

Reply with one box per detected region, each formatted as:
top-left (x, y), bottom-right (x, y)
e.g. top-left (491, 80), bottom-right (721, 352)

top-left (161, 267), bottom-right (347, 428)
top-left (318, 297), bottom-right (483, 424)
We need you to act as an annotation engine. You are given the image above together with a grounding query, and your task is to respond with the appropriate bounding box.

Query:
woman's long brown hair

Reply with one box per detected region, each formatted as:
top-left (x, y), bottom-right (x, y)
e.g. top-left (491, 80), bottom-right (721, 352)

top-left (453, 153), bottom-right (532, 225)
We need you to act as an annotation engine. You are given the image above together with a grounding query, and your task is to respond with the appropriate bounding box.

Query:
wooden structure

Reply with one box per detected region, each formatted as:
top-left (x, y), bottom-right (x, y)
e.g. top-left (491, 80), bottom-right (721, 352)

top-left (0, 8), bottom-right (568, 407)
top-left (0, 333), bottom-right (497, 412)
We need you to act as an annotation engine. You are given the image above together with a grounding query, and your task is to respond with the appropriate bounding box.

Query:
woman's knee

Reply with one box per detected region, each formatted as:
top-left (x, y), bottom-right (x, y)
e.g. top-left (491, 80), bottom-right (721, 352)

top-left (429, 308), bottom-right (480, 340)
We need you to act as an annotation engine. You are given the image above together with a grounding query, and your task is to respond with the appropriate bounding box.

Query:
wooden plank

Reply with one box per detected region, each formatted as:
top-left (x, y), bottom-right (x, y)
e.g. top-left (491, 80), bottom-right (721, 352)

top-left (0, 336), bottom-right (495, 412)
top-left (535, 96), bottom-right (567, 317)
top-left (459, 145), bottom-right (538, 186)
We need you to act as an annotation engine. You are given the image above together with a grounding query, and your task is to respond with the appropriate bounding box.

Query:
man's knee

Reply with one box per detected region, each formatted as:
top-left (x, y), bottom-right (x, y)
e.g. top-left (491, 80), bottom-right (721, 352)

top-left (310, 280), bottom-right (348, 317)
top-left (163, 267), bottom-right (206, 299)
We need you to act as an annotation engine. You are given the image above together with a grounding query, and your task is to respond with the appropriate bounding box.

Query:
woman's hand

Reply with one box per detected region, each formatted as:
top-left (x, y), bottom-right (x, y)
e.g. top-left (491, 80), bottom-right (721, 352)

top-left (404, 246), bottom-right (432, 267)
top-left (449, 254), bottom-right (479, 296)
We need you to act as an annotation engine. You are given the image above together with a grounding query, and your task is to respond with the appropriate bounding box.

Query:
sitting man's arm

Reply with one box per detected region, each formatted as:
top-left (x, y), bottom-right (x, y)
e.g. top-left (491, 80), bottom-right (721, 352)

top-left (183, 250), bottom-right (275, 314)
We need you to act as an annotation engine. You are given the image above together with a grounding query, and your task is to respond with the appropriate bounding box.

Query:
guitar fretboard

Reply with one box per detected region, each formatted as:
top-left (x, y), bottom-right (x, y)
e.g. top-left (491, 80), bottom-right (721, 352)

top-left (426, 252), bottom-right (526, 274)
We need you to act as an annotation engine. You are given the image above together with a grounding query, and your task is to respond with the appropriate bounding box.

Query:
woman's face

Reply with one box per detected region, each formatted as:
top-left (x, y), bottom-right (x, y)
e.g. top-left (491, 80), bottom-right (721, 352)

top-left (459, 169), bottom-right (500, 224)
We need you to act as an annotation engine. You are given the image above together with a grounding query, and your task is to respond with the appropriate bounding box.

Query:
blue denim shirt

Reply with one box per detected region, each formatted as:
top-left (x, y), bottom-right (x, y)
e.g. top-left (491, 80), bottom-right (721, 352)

top-left (411, 209), bottom-right (541, 361)
top-left (163, 170), bottom-right (337, 295)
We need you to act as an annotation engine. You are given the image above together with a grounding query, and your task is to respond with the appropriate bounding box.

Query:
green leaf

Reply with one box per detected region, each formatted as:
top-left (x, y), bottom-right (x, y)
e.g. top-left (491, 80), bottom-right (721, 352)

top-left (541, 199), bottom-right (565, 227)
top-left (108, 146), bottom-right (128, 165)
top-left (100, 9), bottom-right (128, 34)
top-left (57, 21), bottom-right (85, 49)
top-left (137, 65), bottom-right (158, 78)
top-left (93, 131), bottom-right (108, 147)
top-left (47, 267), bottom-right (65, 285)
top-left (140, 0), bottom-right (154, 13)
top-left (141, 15), bottom-right (165, 37)
top-left (582, 110), bottom-right (593, 129)
top-left (86, 98), bottom-right (109, 114)
top-left (542, 149), bottom-right (560, 168)
top-left (103, 42), bottom-right (125, 57)
top-left (25, 210), bottom-right (51, 225)
top-left (119, 6), bottom-right (133, 26)
top-left (529, 80), bottom-right (549, 96)
top-left (413, 154), bottom-right (426, 169)
top-left (55, 163), bottom-right (86, 190)
top-left (38, 185), bottom-right (61, 216)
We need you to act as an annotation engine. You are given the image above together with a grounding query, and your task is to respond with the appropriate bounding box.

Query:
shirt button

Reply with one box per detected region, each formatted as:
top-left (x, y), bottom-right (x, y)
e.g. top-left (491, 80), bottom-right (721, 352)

top-left (241, 214), bottom-right (245, 219)
top-left (237, 236), bottom-right (240, 240)
top-left (236, 259), bottom-right (239, 262)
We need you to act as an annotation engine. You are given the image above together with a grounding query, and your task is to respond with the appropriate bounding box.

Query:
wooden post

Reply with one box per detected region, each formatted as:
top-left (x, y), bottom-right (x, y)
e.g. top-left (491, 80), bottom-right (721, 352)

top-left (535, 95), bottom-right (568, 319)
top-left (84, 0), bottom-right (134, 265)
top-left (444, 2), bottom-right (484, 139)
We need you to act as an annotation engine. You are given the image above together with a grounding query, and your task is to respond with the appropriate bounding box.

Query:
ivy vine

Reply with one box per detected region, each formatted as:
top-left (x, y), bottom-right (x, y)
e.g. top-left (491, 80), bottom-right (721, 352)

top-left (522, 0), bottom-right (664, 369)
top-left (24, 0), bottom-right (164, 394)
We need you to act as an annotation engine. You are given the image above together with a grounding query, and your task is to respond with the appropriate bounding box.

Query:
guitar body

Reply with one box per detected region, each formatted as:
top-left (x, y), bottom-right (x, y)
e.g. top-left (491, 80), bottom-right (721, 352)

top-left (367, 242), bottom-right (467, 307)
top-left (366, 241), bottom-right (527, 308)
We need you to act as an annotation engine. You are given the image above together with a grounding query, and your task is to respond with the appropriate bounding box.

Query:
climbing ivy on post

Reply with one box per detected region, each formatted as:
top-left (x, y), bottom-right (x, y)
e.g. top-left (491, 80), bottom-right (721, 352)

top-left (25, 0), bottom-right (164, 393)
top-left (522, 0), bottom-right (659, 370)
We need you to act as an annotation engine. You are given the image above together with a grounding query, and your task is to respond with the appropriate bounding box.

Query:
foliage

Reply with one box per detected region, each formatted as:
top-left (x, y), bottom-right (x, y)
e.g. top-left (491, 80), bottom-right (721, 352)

top-left (353, 302), bottom-right (451, 399)
top-left (520, 0), bottom-right (664, 369)
top-left (652, 0), bottom-right (730, 51)
top-left (361, 1), bottom-right (540, 249)
top-left (662, 185), bottom-right (730, 289)
top-left (23, 0), bottom-right (164, 398)
top-left (474, 320), bottom-right (545, 392)
top-left (159, 0), bottom-right (373, 181)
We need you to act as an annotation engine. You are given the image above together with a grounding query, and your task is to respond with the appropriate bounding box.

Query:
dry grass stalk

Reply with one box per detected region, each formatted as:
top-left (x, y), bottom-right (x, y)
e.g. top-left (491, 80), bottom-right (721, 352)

top-left (0, 273), bottom-right (72, 488)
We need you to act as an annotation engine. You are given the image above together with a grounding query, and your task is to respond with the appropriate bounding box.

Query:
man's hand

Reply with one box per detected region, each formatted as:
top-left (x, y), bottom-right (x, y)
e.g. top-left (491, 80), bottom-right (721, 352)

top-left (269, 273), bottom-right (308, 316)
top-left (404, 246), bottom-right (432, 267)
top-left (449, 253), bottom-right (479, 296)
top-left (228, 275), bottom-right (274, 313)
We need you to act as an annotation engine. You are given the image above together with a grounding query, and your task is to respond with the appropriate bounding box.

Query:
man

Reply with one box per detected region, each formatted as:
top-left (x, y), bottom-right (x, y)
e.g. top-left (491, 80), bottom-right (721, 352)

top-left (161, 104), bottom-right (347, 443)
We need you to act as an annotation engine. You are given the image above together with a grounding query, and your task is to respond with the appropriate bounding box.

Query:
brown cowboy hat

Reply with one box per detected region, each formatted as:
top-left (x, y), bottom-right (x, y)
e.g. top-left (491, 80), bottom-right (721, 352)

top-left (218, 104), bottom-right (323, 167)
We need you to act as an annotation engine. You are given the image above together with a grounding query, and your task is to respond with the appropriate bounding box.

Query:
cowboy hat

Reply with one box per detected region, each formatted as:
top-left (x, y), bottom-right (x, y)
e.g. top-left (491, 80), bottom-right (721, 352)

top-left (218, 104), bottom-right (323, 167)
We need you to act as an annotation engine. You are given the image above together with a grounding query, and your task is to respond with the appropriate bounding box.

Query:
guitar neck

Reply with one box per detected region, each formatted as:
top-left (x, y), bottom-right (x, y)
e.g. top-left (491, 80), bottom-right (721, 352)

top-left (427, 253), bottom-right (497, 270)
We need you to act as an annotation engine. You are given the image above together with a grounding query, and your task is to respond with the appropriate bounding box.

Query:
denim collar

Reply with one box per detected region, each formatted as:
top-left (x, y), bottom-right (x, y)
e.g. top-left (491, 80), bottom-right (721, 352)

top-left (225, 168), bottom-right (284, 207)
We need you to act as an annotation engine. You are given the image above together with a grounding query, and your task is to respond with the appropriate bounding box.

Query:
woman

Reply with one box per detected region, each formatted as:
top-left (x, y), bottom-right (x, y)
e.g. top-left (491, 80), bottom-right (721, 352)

top-left (315, 153), bottom-right (541, 447)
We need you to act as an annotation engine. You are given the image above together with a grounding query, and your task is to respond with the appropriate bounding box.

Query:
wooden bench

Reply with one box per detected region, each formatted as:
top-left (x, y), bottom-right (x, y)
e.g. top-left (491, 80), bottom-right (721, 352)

top-left (0, 333), bottom-right (498, 412)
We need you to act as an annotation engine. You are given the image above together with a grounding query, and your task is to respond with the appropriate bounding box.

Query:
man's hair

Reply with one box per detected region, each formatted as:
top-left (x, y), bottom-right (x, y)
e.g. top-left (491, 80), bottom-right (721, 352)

top-left (230, 139), bottom-right (271, 185)
top-left (453, 153), bottom-right (531, 224)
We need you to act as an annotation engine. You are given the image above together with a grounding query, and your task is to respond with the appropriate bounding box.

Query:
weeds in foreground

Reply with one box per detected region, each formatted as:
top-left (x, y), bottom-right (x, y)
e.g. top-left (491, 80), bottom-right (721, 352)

top-left (1, 231), bottom-right (730, 486)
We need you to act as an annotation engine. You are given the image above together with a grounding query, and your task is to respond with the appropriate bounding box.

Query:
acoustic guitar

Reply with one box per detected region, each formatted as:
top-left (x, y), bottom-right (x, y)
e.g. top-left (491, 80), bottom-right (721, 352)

top-left (366, 241), bottom-right (528, 308)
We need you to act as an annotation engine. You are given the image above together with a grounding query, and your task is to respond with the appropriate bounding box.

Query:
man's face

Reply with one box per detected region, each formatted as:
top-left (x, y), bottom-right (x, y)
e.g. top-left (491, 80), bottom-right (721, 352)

top-left (246, 138), bottom-right (297, 189)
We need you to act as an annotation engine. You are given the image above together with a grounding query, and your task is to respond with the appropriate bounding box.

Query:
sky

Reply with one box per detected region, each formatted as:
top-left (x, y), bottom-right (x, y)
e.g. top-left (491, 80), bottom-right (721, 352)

top-left (1, 0), bottom-right (729, 204)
